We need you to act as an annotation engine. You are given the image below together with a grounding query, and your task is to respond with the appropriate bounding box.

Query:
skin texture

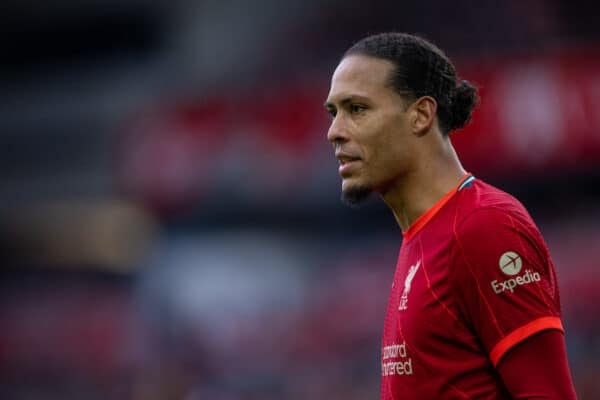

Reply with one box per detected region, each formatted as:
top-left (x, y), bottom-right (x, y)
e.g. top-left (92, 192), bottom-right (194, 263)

top-left (325, 55), bottom-right (467, 231)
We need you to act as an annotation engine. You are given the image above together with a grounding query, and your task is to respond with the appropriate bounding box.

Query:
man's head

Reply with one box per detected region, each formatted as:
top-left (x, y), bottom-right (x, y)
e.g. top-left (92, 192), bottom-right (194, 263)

top-left (325, 32), bottom-right (478, 206)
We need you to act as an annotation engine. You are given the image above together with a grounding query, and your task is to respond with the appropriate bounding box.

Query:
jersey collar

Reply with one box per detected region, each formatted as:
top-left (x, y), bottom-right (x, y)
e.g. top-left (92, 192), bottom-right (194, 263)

top-left (402, 173), bottom-right (473, 242)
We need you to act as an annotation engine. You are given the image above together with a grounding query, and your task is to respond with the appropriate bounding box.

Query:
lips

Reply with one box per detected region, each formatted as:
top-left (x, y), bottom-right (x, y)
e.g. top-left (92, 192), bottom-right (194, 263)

top-left (339, 160), bottom-right (361, 176)
top-left (335, 152), bottom-right (361, 165)
top-left (335, 152), bottom-right (361, 176)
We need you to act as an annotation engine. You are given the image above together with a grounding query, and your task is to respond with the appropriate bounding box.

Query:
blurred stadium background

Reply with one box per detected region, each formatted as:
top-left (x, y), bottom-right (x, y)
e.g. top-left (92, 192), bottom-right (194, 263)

top-left (1, 1), bottom-right (600, 399)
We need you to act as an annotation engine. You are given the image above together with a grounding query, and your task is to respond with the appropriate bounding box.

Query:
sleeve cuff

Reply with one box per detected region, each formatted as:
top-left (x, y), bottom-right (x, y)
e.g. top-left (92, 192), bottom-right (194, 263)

top-left (489, 316), bottom-right (564, 367)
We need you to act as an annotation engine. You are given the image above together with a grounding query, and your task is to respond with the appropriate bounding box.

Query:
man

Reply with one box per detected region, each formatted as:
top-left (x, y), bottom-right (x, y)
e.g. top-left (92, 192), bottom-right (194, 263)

top-left (324, 32), bottom-right (576, 399)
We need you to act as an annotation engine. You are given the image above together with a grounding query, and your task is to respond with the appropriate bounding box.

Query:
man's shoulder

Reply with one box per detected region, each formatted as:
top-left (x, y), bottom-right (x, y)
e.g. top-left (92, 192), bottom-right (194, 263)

top-left (449, 179), bottom-right (550, 280)
top-left (454, 179), bottom-right (537, 238)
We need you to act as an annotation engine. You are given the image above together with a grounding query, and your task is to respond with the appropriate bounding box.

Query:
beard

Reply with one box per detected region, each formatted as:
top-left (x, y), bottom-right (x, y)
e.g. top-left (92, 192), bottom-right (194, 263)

top-left (341, 185), bottom-right (373, 207)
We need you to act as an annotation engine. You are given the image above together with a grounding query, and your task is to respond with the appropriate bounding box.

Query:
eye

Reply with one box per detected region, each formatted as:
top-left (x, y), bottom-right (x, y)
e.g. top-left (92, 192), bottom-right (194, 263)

top-left (327, 108), bottom-right (337, 118)
top-left (350, 104), bottom-right (367, 114)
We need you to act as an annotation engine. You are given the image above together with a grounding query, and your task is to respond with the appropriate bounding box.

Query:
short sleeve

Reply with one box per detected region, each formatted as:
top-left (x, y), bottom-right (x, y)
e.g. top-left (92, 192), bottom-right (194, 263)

top-left (449, 207), bottom-right (563, 367)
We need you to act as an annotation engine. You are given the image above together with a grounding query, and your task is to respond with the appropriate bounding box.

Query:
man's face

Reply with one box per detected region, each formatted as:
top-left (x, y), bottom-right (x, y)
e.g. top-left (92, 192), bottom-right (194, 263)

top-left (325, 55), bottom-right (416, 204)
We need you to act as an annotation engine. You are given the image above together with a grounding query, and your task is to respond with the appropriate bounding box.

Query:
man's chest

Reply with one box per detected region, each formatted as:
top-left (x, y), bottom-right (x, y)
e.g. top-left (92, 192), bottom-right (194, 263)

top-left (381, 236), bottom-right (465, 377)
top-left (386, 239), bottom-right (455, 334)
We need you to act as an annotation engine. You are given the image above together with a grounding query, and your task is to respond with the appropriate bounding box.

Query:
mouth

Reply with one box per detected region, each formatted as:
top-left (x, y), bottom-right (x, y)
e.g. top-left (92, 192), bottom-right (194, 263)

top-left (336, 153), bottom-right (362, 176)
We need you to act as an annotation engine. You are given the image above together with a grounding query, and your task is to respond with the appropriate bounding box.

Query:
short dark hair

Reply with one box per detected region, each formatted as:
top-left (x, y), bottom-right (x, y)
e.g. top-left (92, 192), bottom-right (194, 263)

top-left (344, 32), bottom-right (478, 135)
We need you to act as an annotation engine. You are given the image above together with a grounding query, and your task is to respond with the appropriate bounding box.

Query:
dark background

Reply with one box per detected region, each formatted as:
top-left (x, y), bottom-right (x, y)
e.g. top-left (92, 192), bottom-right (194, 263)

top-left (1, 1), bottom-right (599, 398)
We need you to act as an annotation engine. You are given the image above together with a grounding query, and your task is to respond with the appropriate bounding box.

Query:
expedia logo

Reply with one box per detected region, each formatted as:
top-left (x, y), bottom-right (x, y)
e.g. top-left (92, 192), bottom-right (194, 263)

top-left (491, 251), bottom-right (541, 294)
top-left (491, 269), bottom-right (541, 294)
top-left (499, 251), bottom-right (522, 276)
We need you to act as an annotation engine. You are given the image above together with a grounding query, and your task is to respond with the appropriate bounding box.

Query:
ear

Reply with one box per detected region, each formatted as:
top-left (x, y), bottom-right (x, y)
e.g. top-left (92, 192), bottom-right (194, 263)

top-left (410, 96), bottom-right (437, 136)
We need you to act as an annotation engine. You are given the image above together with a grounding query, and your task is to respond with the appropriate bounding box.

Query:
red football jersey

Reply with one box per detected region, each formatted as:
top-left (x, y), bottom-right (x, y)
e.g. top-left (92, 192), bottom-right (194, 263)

top-left (381, 174), bottom-right (563, 399)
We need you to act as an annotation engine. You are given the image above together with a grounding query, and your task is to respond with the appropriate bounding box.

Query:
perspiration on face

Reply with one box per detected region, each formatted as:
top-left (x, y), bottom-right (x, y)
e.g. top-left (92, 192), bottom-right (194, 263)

top-left (325, 55), bottom-right (420, 201)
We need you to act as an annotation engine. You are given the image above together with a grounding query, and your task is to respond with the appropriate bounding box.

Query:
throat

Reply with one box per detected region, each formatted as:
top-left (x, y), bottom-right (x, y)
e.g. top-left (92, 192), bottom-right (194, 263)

top-left (383, 170), bottom-right (468, 233)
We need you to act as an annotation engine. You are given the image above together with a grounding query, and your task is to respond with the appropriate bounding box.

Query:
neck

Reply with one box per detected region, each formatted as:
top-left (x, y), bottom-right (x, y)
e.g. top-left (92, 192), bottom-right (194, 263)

top-left (382, 139), bottom-right (466, 232)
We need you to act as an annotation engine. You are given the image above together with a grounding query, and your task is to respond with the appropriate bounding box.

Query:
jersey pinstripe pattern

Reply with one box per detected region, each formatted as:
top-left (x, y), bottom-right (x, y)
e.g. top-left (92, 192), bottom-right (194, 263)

top-left (381, 175), bottom-right (562, 399)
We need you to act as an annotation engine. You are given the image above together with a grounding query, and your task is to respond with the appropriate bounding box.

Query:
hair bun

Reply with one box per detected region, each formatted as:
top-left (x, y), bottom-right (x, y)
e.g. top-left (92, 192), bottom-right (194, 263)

top-left (448, 80), bottom-right (479, 132)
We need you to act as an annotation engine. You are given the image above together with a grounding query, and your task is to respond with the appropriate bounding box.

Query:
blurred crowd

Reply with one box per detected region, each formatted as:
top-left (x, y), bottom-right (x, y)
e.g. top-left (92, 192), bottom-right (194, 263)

top-left (2, 1), bottom-right (600, 399)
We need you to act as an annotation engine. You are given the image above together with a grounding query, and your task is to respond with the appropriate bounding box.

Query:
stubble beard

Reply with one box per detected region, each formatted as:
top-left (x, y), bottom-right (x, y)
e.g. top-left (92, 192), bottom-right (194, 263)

top-left (341, 185), bottom-right (373, 208)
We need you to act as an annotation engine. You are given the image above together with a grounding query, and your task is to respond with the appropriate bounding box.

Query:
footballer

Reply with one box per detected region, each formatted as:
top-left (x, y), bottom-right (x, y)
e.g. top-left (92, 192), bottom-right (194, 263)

top-left (324, 32), bottom-right (577, 399)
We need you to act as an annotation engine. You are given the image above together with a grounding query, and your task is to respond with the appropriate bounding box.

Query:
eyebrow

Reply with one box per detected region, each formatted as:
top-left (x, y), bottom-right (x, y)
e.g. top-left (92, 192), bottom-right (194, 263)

top-left (324, 95), bottom-right (370, 109)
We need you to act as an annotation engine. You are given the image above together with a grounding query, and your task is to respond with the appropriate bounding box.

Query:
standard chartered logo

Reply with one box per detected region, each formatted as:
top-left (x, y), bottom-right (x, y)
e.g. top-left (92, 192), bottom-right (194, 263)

top-left (491, 251), bottom-right (541, 294)
top-left (382, 341), bottom-right (413, 376)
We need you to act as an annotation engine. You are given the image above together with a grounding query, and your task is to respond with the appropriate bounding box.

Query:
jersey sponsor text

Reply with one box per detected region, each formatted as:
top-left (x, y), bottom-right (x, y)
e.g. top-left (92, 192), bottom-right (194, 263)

top-left (491, 269), bottom-right (541, 294)
top-left (382, 341), bottom-right (413, 376)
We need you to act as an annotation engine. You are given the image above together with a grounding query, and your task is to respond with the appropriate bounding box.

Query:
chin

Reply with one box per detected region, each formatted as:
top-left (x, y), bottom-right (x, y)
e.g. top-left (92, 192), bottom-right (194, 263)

top-left (341, 183), bottom-right (372, 207)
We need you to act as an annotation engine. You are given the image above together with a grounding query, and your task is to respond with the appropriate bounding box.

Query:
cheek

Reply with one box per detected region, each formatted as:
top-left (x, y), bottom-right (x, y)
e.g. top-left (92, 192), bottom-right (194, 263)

top-left (357, 111), bottom-right (408, 171)
top-left (370, 128), bottom-right (412, 179)
top-left (359, 119), bottom-right (388, 158)
top-left (373, 147), bottom-right (403, 180)
top-left (368, 122), bottom-right (402, 162)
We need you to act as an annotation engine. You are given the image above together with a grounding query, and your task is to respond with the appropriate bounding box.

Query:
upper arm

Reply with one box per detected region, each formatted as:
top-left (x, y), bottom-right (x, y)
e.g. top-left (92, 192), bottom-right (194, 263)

top-left (449, 207), bottom-right (563, 366)
top-left (497, 329), bottom-right (577, 399)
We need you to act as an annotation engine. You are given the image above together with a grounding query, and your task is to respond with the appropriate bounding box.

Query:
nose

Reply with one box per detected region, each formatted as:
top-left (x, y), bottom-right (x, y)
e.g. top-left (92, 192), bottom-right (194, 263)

top-left (326, 115), bottom-right (350, 145)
